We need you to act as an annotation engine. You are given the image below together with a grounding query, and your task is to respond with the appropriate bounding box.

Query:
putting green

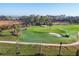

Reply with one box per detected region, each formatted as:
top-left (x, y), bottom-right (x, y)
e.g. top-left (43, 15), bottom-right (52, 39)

top-left (19, 25), bottom-right (79, 44)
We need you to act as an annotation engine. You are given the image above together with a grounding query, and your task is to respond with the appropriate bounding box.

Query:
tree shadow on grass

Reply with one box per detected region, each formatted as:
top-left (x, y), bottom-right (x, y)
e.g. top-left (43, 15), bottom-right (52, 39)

top-left (28, 53), bottom-right (46, 56)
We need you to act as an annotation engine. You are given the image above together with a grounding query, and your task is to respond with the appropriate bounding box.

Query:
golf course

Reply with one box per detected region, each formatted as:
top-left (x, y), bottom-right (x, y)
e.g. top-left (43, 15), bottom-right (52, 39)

top-left (1, 3), bottom-right (79, 56)
top-left (0, 21), bottom-right (79, 56)
top-left (19, 25), bottom-right (79, 44)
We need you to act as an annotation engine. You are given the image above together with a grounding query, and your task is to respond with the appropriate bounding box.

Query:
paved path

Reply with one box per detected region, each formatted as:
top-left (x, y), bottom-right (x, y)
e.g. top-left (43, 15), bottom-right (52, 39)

top-left (0, 40), bottom-right (79, 46)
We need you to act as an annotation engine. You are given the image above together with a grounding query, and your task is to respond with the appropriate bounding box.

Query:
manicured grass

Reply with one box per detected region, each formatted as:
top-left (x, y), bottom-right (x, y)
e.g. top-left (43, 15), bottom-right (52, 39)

top-left (19, 25), bottom-right (79, 44)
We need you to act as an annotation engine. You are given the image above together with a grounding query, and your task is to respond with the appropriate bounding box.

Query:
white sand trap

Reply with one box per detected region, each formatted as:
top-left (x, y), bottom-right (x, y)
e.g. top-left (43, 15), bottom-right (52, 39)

top-left (49, 32), bottom-right (62, 38)
top-left (41, 25), bottom-right (48, 27)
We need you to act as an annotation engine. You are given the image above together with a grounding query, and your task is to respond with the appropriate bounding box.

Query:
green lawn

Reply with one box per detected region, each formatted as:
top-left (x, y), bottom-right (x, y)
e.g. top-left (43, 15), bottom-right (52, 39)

top-left (19, 25), bottom-right (79, 44)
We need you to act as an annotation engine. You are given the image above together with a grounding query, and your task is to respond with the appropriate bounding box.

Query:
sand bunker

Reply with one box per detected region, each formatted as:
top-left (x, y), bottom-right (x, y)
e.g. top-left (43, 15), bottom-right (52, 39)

top-left (49, 32), bottom-right (62, 38)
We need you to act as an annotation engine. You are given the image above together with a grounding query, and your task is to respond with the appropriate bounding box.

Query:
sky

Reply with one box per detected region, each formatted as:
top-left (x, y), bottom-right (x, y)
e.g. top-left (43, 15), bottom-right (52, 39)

top-left (0, 3), bottom-right (79, 16)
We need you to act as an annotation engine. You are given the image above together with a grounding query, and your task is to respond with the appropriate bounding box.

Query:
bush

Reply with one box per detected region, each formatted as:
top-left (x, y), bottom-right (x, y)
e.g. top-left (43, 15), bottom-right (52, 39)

top-left (62, 34), bottom-right (70, 38)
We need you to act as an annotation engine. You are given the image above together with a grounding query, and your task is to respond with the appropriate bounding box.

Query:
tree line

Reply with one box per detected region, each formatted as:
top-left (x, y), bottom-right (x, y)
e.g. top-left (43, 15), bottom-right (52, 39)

top-left (0, 15), bottom-right (79, 26)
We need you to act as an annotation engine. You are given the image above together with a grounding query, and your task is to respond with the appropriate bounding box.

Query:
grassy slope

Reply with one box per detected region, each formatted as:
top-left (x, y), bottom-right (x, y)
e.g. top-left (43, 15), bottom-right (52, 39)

top-left (0, 30), bottom-right (17, 41)
top-left (17, 44), bottom-right (79, 56)
top-left (0, 43), bottom-right (78, 56)
top-left (0, 43), bottom-right (16, 56)
top-left (0, 43), bottom-right (79, 56)
top-left (19, 25), bottom-right (79, 44)
top-left (0, 44), bottom-right (76, 56)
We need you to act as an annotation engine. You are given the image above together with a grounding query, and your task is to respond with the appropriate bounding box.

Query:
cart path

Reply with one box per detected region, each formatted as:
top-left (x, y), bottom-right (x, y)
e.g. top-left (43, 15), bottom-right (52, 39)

top-left (0, 40), bottom-right (79, 46)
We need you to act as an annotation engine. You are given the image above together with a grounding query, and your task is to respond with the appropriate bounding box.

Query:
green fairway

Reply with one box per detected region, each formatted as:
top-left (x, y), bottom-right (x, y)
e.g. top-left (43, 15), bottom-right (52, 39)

top-left (19, 25), bottom-right (79, 44)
